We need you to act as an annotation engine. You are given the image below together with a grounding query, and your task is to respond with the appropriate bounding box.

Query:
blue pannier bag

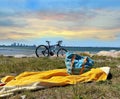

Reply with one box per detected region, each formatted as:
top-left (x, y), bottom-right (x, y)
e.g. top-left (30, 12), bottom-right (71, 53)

top-left (65, 52), bottom-right (94, 75)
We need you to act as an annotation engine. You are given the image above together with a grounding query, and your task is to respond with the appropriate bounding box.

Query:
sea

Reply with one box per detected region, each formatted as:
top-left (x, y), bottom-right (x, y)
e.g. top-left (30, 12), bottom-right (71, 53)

top-left (0, 46), bottom-right (120, 57)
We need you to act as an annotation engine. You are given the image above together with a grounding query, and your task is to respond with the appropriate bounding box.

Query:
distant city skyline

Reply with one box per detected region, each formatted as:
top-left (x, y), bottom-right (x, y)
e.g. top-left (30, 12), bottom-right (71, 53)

top-left (0, 42), bottom-right (120, 48)
top-left (0, 42), bottom-right (36, 47)
top-left (0, 0), bottom-right (120, 47)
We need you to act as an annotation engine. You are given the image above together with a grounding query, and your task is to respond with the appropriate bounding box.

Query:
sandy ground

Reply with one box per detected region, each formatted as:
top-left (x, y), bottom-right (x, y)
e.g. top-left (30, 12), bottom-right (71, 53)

top-left (96, 50), bottom-right (120, 58)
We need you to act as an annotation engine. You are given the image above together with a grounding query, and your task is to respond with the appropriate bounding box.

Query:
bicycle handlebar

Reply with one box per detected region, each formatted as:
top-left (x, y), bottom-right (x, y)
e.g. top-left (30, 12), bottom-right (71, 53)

top-left (46, 40), bottom-right (62, 44)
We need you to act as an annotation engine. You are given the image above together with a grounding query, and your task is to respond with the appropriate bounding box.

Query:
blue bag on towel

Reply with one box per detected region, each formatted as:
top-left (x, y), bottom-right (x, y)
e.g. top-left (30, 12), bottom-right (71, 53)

top-left (65, 52), bottom-right (94, 75)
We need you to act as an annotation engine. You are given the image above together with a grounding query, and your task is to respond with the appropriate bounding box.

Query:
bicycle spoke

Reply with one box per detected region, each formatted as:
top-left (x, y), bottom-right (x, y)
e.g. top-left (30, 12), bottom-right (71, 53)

top-left (57, 48), bottom-right (67, 58)
top-left (35, 45), bottom-right (49, 57)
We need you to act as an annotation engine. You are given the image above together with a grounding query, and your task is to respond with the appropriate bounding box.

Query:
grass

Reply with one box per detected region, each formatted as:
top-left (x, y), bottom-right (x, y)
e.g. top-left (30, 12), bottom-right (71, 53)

top-left (0, 54), bottom-right (120, 99)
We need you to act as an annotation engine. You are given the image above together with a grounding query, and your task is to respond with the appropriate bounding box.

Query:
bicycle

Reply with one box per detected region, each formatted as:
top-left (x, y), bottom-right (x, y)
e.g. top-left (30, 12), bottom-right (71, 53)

top-left (35, 40), bottom-right (67, 57)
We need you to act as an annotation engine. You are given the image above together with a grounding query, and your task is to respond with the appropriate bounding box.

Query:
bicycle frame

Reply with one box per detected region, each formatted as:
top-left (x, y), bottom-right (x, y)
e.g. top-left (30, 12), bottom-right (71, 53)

top-left (46, 41), bottom-right (62, 54)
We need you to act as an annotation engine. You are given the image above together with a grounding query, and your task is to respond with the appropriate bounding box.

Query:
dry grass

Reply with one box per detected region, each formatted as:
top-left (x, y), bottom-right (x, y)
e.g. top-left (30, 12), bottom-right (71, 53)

top-left (0, 55), bottom-right (120, 99)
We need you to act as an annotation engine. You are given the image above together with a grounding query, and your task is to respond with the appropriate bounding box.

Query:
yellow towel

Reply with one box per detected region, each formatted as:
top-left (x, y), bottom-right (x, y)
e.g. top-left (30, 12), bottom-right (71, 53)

top-left (0, 67), bottom-right (110, 97)
top-left (2, 67), bottom-right (110, 87)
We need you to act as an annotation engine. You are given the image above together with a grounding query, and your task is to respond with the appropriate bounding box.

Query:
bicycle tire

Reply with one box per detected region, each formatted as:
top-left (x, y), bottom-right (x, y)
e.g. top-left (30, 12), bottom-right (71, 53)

top-left (57, 48), bottom-right (67, 57)
top-left (35, 45), bottom-right (49, 57)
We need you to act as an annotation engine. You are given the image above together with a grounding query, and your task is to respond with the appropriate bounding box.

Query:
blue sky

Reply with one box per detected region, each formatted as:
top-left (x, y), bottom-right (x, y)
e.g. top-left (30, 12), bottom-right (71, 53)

top-left (0, 0), bottom-right (120, 47)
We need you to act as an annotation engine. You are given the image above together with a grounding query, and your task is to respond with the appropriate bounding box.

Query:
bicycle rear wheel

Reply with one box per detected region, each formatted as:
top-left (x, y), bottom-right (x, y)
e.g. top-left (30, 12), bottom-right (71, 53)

top-left (35, 45), bottom-right (49, 57)
top-left (57, 48), bottom-right (67, 58)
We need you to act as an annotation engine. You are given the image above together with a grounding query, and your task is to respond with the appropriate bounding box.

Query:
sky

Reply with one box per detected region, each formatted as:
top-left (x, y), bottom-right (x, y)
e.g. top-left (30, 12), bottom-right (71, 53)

top-left (0, 0), bottom-right (120, 47)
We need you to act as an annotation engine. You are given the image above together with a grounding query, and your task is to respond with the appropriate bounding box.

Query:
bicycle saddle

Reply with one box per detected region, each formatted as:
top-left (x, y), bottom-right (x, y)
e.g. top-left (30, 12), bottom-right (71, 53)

top-left (46, 41), bottom-right (50, 43)
top-left (58, 40), bottom-right (62, 43)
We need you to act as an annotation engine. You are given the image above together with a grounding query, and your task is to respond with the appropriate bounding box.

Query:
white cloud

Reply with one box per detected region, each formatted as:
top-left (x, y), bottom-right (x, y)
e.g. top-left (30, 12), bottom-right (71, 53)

top-left (0, 8), bottom-right (120, 41)
top-left (83, 9), bottom-right (120, 29)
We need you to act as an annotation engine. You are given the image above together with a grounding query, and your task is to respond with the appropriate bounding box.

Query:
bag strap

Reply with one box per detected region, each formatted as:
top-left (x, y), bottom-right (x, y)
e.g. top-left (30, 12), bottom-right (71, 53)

top-left (70, 54), bottom-right (76, 74)
top-left (70, 55), bottom-right (88, 75)
top-left (79, 57), bottom-right (88, 74)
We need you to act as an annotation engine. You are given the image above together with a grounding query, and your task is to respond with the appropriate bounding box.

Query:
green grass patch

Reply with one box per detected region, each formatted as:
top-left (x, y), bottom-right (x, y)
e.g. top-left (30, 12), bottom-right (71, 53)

top-left (0, 55), bottom-right (120, 99)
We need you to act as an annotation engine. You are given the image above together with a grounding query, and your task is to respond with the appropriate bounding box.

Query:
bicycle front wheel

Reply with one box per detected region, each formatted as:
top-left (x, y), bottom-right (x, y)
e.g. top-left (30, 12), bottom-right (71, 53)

top-left (57, 48), bottom-right (67, 58)
top-left (35, 45), bottom-right (49, 57)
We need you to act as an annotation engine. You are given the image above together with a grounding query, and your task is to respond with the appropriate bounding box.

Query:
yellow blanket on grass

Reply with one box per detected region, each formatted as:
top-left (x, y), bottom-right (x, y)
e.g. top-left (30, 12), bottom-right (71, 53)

top-left (0, 67), bottom-right (110, 97)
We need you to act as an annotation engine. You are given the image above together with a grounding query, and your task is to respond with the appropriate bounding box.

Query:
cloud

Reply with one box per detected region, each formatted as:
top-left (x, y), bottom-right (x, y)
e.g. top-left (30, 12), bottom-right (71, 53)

top-left (22, 8), bottom-right (120, 40)
top-left (0, 6), bottom-right (120, 41)
top-left (28, 8), bottom-right (120, 30)
top-left (0, 30), bottom-right (38, 40)
top-left (0, 19), bottom-right (27, 27)
top-left (0, 10), bottom-right (28, 28)
top-left (83, 9), bottom-right (120, 30)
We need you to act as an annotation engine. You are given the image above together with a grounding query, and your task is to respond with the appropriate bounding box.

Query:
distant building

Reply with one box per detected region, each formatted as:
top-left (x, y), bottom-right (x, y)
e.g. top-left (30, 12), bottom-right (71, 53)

top-left (10, 42), bottom-right (36, 47)
top-left (11, 42), bottom-right (17, 47)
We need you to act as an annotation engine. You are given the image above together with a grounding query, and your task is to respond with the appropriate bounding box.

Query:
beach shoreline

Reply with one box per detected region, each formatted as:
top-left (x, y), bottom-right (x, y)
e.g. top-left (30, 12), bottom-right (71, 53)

top-left (0, 50), bottom-right (120, 58)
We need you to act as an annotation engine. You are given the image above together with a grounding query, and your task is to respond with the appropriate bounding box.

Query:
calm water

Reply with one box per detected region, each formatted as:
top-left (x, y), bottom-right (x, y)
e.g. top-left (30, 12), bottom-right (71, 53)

top-left (65, 46), bottom-right (120, 53)
top-left (0, 46), bottom-right (120, 57)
